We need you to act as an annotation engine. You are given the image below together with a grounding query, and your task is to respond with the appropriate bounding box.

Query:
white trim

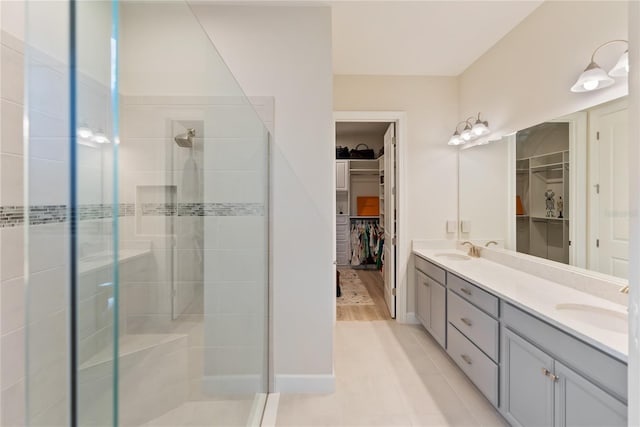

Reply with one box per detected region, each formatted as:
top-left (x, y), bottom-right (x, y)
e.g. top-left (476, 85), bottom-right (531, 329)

top-left (260, 393), bottom-right (280, 427)
top-left (505, 135), bottom-right (517, 250)
top-left (587, 98), bottom-right (628, 272)
top-left (570, 112), bottom-right (588, 268)
top-left (405, 312), bottom-right (420, 325)
top-left (551, 111), bottom-right (588, 268)
top-left (274, 374), bottom-right (336, 393)
top-left (627, 4), bottom-right (639, 424)
top-left (248, 393), bottom-right (268, 427)
top-left (334, 111), bottom-right (409, 323)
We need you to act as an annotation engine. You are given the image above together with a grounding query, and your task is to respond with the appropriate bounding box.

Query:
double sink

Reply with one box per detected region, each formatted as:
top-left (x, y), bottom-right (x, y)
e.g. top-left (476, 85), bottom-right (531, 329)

top-left (431, 251), bottom-right (628, 335)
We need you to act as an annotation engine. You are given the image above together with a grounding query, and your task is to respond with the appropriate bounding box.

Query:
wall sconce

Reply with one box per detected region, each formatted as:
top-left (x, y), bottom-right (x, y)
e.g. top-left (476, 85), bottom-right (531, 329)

top-left (570, 39), bottom-right (629, 93)
top-left (448, 113), bottom-right (490, 146)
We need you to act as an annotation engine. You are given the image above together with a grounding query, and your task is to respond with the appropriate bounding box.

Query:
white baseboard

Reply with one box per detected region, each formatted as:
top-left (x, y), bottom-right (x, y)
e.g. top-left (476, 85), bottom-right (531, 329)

top-left (201, 374), bottom-right (264, 394)
top-left (274, 374), bottom-right (335, 393)
top-left (405, 312), bottom-right (420, 325)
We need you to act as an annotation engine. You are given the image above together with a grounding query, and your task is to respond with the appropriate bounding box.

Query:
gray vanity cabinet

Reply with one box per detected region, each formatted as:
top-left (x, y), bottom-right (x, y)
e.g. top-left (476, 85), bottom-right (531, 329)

top-left (415, 256), bottom-right (446, 348)
top-left (502, 303), bottom-right (628, 427)
top-left (554, 361), bottom-right (627, 427)
top-left (502, 328), bottom-right (555, 427)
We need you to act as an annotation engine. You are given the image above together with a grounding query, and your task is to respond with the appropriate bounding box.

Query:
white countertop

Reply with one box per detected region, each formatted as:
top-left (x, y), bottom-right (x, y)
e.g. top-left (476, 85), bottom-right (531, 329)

top-left (413, 248), bottom-right (628, 362)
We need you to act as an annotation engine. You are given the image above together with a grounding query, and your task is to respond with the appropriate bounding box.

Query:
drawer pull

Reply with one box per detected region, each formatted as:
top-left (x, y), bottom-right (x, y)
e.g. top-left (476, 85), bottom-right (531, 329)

top-left (460, 317), bottom-right (473, 327)
top-left (460, 354), bottom-right (472, 365)
top-left (460, 288), bottom-right (472, 296)
top-left (542, 368), bottom-right (559, 382)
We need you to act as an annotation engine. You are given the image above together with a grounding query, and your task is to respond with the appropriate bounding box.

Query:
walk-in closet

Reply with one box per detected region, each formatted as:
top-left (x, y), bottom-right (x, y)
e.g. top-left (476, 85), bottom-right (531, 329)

top-left (335, 120), bottom-right (397, 319)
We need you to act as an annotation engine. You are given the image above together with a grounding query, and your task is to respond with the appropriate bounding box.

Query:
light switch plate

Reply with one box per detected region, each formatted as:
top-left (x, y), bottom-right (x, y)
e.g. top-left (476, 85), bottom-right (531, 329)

top-left (446, 220), bottom-right (457, 234)
top-left (461, 220), bottom-right (471, 233)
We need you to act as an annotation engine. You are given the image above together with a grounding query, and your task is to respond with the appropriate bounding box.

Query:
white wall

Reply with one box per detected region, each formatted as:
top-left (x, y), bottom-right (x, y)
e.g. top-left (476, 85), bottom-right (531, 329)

top-left (459, 1), bottom-right (628, 138)
top-left (627, 2), bottom-right (639, 424)
top-left (458, 140), bottom-right (510, 243)
top-left (334, 75), bottom-right (459, 315)
top-left (186, 5), bottom-right (335, 392)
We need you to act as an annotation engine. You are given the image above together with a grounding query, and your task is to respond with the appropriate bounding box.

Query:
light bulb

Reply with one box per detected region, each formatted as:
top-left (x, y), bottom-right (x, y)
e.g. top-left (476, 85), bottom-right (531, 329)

top-left (92, 130), bottom-right (111, 144)
top-left (448, 132), bottom-right (462, 146)
top-left (472, 121), bottom-right (489, 136)
top-left (461, 129), bottom-right (472, 141)
top-left (583, 80), bottom-right (599, 91)
top-left (77, 126), bottom-right (93, 139)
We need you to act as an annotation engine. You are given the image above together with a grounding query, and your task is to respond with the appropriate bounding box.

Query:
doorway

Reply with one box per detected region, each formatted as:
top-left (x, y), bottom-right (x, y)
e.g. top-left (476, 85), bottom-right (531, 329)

top-left (334, 113), bottom-right (403, 321)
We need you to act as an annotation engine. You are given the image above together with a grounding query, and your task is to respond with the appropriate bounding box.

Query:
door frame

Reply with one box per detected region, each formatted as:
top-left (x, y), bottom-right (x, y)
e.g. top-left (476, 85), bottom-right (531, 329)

top-left (587, 97), bottom-right (628, 272)
top-left (334, 111), bottom-right (408, 323)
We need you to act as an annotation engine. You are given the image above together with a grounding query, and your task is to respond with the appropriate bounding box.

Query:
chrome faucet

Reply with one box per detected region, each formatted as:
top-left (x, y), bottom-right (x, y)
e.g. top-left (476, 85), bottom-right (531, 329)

top-left (619, 285), bottom-right (630, 294)
top-left (485, 241), bottom-right (498, 247)
top-left (461, 241), bottom-right (480, 257)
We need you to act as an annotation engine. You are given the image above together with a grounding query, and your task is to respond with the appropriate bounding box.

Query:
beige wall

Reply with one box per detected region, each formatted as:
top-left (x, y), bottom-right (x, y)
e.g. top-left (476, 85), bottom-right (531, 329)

top-left (459, 1), bottom-right (628, 137)
top-left (334, 75), bottom-right (459, 315)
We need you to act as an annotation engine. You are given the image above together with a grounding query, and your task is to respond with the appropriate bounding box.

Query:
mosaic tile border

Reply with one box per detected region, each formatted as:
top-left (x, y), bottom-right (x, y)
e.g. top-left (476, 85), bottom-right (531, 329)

top-left (0, 202), bottom-right (264, 228)
top-left (142, 202), bottom-right (264, 217)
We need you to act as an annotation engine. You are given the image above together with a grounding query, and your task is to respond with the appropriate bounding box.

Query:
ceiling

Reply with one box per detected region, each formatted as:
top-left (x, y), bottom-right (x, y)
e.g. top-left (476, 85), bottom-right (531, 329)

top-left (331, 1), bottom-right (543, 76)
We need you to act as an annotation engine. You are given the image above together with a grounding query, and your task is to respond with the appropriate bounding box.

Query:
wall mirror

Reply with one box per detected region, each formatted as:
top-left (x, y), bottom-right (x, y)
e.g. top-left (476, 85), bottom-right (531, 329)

top-left (458, 96), bottom-right (629, 280)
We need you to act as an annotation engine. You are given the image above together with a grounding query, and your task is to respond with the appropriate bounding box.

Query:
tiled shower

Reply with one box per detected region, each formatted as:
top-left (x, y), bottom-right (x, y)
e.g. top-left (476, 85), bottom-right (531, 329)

top-left (1, 1), bottom-right (270, 425)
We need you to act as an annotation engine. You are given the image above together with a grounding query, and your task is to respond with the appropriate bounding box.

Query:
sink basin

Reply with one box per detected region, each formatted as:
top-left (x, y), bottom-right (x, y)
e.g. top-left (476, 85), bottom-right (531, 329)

top-left (434, 253), bottom-right (471, 261)
top-left (555, 303), bottom-right (627, 333)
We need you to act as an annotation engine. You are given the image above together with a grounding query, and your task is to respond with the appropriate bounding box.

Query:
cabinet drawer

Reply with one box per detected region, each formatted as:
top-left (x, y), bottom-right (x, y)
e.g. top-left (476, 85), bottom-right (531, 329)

top-left (448, 290), bottom-right (499, 361)
top-left (447, 323), bottom-right (498, 407)
top-left (415, 255), bottom-right (445, 284)
top-left (447, 273), bottom-right (498, 317)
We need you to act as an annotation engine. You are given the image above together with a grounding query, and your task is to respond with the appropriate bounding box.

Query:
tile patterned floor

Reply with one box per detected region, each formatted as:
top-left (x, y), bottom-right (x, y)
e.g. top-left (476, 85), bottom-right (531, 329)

top-left (276, 321), bottom-right (509, 426)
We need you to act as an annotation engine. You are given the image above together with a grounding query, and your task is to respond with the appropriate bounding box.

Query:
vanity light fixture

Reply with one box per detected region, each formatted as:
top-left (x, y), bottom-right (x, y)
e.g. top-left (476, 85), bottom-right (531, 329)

top-left (447, 113), bottom-right (490, 146)
top-left (91, 129), bottom-right (111, 144)
top-left (570, 39), bottom-right (629, 93)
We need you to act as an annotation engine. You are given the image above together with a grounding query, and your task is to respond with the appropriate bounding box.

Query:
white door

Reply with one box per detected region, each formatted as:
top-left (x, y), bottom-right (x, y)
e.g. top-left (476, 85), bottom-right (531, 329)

top-left (383, 123), bottom-right (396, 317)
top-left (590, 101), bottom-right (629, 279)
top-left (336, 160), bottom-right (349, 192)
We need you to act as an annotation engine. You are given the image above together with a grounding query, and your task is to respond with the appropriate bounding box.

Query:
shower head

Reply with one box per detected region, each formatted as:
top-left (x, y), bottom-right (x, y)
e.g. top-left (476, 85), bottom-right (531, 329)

top-left (175, 128), bottom-right (195, 148)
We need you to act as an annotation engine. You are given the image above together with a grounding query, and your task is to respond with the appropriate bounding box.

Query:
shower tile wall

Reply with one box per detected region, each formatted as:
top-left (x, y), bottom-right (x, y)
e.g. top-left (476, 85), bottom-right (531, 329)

top-left (1, 30), bottom-right (28, 426)
top-left (0, 27), bottom-right (272, 425)
top-left (120, 95), bottom-right (271, 405)
top-left (0, 26), bottom-right (116, 425)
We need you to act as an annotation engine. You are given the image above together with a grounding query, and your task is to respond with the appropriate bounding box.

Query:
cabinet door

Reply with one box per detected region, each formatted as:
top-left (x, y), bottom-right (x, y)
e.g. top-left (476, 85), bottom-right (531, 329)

top-left (336, 160), bottom-right (349, 191)
top-left (415, 270), bottom-right (430, 329)
top-left (502, 328), bottom-right (554, 427)
top-left (554, 361), bottom-right (626, 427)
top-left (428, 279), bottom-right (446, 348)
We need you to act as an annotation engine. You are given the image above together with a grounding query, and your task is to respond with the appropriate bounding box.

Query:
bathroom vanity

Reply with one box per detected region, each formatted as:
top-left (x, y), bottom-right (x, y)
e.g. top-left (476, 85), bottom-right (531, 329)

top-left (413, 248), bottom-right (628, 427)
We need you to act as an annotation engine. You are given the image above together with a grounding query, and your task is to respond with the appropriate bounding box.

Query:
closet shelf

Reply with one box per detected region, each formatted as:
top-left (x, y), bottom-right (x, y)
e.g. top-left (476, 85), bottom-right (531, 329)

top-left (530, 216), bottom-right (568, 222)
top-left (350, 215), bottom-right (379, 219)
top-left (531, 162), bottom-right (567, 172)
top-left (350, 169), bottom-right (379, 174)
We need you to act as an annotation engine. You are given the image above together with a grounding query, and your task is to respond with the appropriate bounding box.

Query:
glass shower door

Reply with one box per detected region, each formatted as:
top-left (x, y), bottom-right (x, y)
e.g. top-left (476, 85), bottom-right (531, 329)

top-left (117, 2), bottom-right (270, 425)
top-left (24, 1), bottom-right (270, 425)
top-left (25, 0), bottom-right (119, 425)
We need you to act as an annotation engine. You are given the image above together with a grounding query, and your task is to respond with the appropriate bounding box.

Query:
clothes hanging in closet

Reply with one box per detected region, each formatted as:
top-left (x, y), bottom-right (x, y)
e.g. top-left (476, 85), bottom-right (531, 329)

top-left (350, 220), bottom-right (384, 266)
